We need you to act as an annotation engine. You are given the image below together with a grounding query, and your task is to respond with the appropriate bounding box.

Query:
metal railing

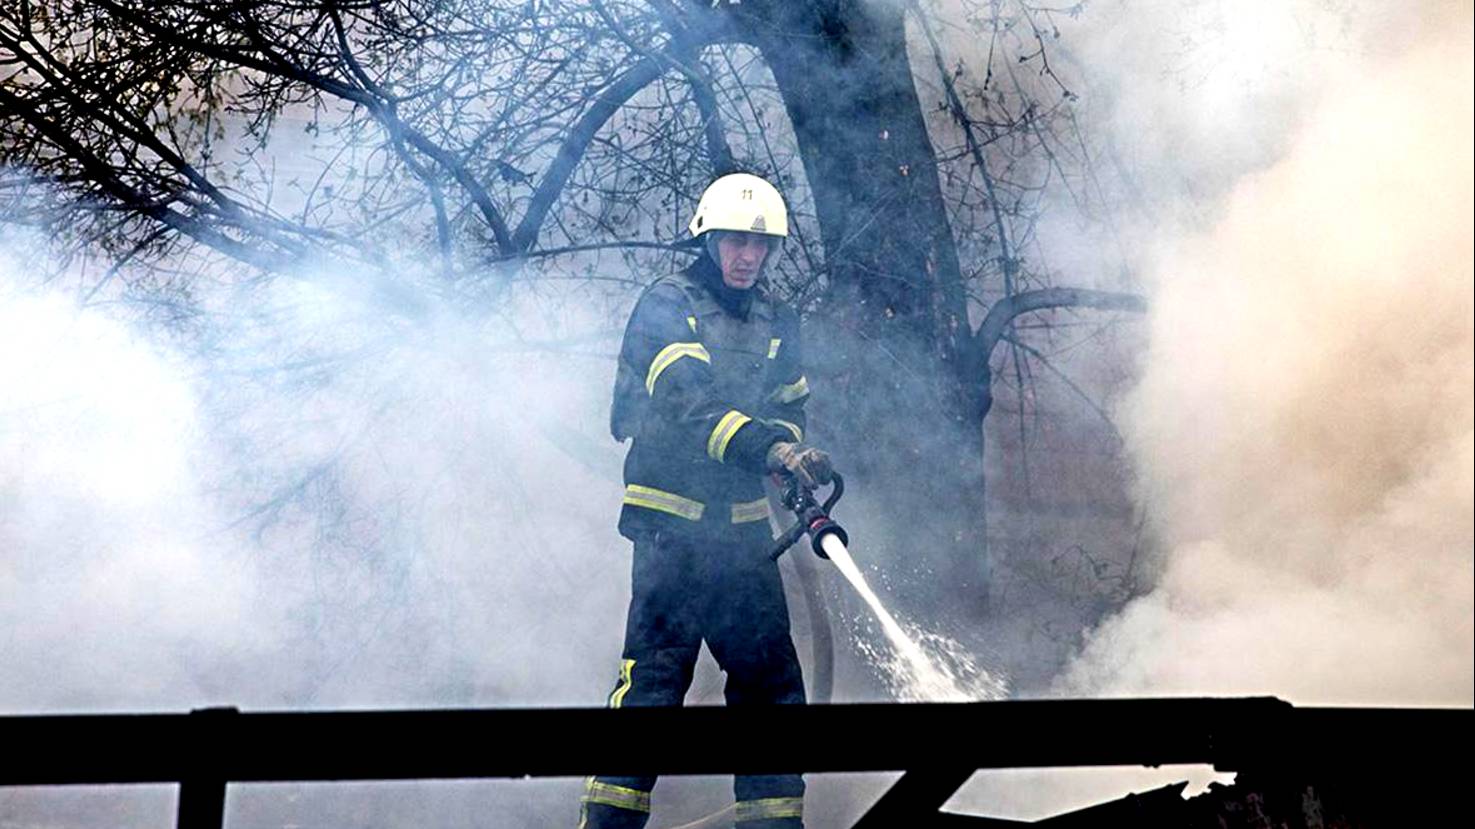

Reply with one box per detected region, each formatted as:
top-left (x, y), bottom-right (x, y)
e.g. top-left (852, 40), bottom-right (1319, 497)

top-left (4, 697), bottom-right (1469, 827)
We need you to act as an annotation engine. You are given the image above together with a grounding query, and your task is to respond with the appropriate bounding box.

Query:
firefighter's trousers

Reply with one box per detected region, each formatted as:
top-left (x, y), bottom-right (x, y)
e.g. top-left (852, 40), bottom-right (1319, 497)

top-left (579, 525), bottom-right (807, 829)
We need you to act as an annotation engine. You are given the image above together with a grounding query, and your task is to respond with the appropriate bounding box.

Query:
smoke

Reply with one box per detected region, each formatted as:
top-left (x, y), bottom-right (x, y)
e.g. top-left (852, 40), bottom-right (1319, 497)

top-left (0, 236), bottom-right (938, 825)
top-left (0, 240), bottom-right (634, 713)
top-left (1058, 4), bottom-right (1474, 705)
top-left (4, 2), bottom-right (1470, 825)
top-left (0, 266), bottom-right (268, 709)
top-left (944, 2), bottom-right (1470, 822)
top-left (0, 239), bottom-right (646, 820)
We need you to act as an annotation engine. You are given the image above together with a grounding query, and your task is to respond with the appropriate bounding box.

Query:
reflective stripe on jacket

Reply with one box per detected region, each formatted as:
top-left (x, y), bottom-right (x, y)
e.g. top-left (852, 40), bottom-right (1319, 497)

top-left (615, 260), bottom-right (809, 539)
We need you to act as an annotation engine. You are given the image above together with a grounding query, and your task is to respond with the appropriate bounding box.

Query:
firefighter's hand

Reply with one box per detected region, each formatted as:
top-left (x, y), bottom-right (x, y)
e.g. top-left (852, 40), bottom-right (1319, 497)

top-left (766, 442), bottom-right (833, 490)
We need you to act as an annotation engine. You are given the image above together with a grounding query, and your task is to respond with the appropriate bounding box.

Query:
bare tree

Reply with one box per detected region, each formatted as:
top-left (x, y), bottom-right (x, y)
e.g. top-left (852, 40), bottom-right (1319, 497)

top-left (1, 0), bottom-right (1144, 635)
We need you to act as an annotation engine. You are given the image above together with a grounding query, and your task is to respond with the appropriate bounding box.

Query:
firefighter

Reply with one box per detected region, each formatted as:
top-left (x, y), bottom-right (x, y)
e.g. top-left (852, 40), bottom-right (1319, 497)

top-left (580, 173), bottom-right (832, 829)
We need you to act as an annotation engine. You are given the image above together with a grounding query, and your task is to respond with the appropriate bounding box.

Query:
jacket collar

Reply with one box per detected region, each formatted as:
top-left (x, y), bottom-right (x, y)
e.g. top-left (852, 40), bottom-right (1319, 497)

top-left (684, 255), bottom-right (774, 321)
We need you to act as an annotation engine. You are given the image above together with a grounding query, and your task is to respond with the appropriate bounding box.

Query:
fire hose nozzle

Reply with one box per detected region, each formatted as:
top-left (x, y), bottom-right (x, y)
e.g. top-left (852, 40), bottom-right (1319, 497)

top-left (769, 473), bottom-right (847, 562)
top-left (807, 515), bottom-right (848, 558)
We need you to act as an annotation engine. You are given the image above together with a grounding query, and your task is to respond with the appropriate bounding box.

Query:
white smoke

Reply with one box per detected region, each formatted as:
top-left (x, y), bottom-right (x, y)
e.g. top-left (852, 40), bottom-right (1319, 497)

top-left (0, 242), bottom-right (640, 822)
top-left (1059, 2), bottom-right (1473, 706)
top-left (4, 3), bottom-right (1470, 826)
top-left (947, 1), bottom-right (1470, 822)
top-left (0, 265), bottom-right (268, 709)
top-left (0, 242), bottom-right (634, 714)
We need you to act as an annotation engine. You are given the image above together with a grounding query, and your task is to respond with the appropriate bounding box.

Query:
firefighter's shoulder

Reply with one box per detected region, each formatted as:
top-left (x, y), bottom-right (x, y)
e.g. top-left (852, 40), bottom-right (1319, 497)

top-left (629, 273), bottom-right (699, 327)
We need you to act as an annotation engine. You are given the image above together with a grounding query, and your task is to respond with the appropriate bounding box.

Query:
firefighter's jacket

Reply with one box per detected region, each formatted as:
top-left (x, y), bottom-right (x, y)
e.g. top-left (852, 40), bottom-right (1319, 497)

top-left (613, 260), bottom-right (809, 540)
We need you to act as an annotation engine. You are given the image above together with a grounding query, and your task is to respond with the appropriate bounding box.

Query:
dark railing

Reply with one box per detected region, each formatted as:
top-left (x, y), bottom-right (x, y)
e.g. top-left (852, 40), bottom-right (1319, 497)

top-left (4, 698), bottom-right (1469, 827)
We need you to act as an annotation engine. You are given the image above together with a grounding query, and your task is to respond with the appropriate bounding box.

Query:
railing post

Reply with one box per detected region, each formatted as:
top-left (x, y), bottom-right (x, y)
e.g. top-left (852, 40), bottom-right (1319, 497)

top-left (175, 707), bottom-right (236, 829)
top-left (177, 777), bottom-right (227, 829)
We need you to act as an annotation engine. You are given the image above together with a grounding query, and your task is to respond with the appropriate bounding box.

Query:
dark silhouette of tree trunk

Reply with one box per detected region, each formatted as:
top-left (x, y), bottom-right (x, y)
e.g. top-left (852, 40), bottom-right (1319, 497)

top-left (717, 1), bottom-right (1143, 617)
top-left (726, 0), bottom-right (989, 612)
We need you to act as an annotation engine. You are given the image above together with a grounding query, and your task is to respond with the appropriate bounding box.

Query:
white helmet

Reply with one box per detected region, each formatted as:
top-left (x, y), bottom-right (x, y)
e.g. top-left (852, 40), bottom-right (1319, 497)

top-left (688, 173), bottom-right (789, 239)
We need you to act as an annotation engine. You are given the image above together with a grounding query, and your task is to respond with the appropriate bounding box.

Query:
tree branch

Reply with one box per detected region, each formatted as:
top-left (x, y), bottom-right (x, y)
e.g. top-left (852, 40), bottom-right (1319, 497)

top-left (592, 0), bottom-right (732, 170)
top-left (911, 2), bottom-right (1019, 294)
top-left (0, 84), bottom-right (294, 273)
top-left (974, 287), bottom-right (1146, 361)
top-left (510, 56), bottom-right (666, 251)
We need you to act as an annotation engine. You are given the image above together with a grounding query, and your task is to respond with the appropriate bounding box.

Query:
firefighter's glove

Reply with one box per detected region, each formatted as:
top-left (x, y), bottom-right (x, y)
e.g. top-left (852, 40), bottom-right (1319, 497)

top-left (766, 441), bottom-right (833, 490)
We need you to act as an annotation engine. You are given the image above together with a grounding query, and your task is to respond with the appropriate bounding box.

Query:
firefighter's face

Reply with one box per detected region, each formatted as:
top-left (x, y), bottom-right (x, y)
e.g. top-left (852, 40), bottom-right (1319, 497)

top-left (716, 231), bottom-right (777, 289)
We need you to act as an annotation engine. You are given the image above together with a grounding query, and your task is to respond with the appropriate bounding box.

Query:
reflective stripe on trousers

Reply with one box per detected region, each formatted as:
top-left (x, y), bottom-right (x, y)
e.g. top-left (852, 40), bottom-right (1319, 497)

top-left (580, 530), bottom-right (805, 828)
top-left (736, 796), bottom-right (804, 823)
top-left (581, 780), bottom-right (651, 813)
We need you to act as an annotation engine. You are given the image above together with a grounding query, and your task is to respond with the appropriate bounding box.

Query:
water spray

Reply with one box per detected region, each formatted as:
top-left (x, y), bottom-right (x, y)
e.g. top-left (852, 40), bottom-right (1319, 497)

top-left (769, 473), bottom-right (1004, 701)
